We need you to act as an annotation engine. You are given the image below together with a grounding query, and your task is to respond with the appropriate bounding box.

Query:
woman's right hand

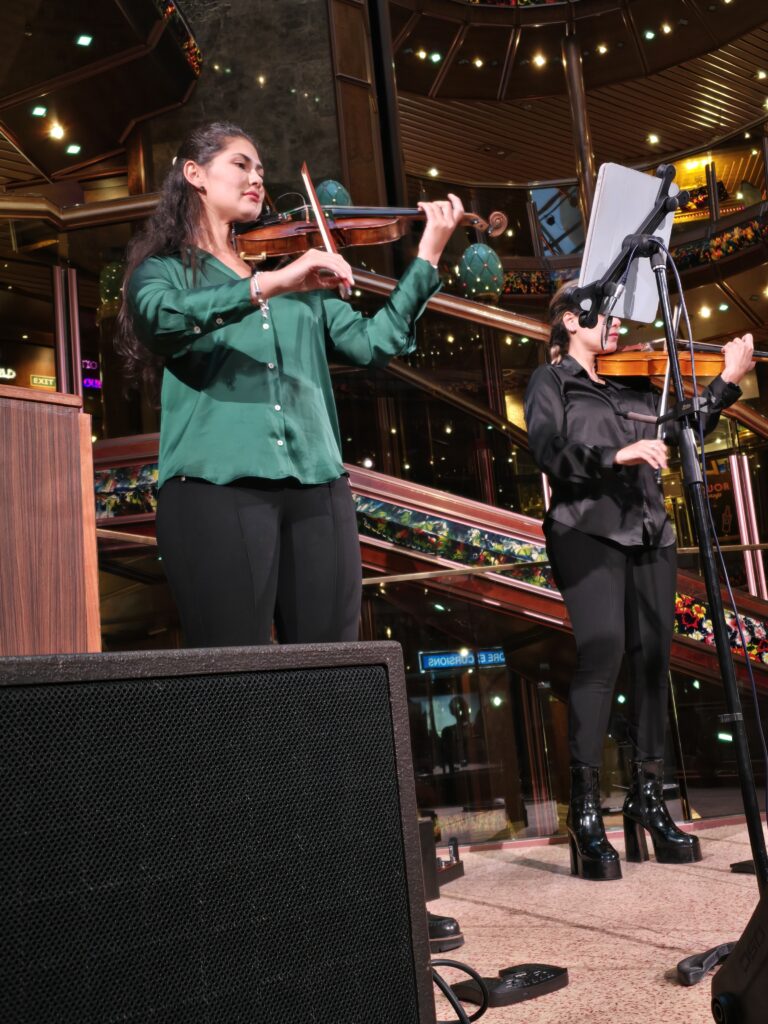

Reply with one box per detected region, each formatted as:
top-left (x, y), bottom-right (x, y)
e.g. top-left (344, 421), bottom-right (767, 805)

top-left (260, 249), bottom-right (355, 298)
top-left (614, 439), bottom-right (668, 469)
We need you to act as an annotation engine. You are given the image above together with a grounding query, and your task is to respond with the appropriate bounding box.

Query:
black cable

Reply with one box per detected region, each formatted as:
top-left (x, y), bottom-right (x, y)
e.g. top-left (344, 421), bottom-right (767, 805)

top-left (659, 240), bottom-right (768, 825)
top-left (431, 958), bottom-right (489, 1024)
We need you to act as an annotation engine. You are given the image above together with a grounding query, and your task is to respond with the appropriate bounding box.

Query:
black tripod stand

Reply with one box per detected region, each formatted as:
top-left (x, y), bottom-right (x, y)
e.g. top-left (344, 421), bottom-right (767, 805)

top-left (575, 165), bottom-right (768, 1020)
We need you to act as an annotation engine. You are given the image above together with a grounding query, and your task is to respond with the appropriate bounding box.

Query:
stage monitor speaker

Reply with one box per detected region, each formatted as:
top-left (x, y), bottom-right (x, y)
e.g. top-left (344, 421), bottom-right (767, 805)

top-left (0, 642), bottom-right (435, 1024)
top-left (711, 891), bottom-right (768, 1023)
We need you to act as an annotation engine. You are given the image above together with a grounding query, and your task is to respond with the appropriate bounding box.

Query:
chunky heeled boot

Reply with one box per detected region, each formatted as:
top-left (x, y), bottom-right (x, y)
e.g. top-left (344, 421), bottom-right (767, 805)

top-left (622, 759), bottom-right (702, 864)
top-left (567, 765), bottom-right (622, 881)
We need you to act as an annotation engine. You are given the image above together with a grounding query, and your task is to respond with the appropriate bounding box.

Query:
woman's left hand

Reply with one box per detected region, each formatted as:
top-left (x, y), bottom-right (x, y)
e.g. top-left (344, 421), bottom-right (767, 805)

top-left (416, 194), bottom-right (465, 266)
top-left (721, 333), bottom-right (755, 385)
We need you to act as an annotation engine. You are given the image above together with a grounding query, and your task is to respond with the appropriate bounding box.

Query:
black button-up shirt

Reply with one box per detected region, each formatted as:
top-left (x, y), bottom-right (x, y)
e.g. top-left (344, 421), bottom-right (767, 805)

top-left (524, 354), bottom-right (741, 546)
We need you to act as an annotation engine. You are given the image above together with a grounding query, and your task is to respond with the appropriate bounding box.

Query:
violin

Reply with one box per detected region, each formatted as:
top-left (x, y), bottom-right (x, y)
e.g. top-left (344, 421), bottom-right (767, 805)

top-left (235, 203), bottom-right (508, 262)
top-left (596, 340), bottom-right (768, 377)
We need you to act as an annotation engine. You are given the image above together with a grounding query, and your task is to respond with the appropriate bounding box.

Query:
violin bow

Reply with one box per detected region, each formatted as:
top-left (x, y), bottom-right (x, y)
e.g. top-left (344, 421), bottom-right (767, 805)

top-left (300, 162), bottom-right (352, 299)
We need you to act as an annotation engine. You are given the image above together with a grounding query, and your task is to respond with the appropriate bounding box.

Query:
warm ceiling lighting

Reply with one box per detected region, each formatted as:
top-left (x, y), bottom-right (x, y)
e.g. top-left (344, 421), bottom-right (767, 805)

top-left (752, 149), bottom-right (760, 156)
top-left (597, 44), bottom-right (608, 55)
top-left (49, 123), bottom-right (65, 140)
top-left (763, 286), bottom-right (768, 298)
top-left (473, 57), bottom-right (484, 68)
top-left (757, 70), bottom-right (767, 80)
top-left (66, 144), bottom-right (81, 155)
top-left (427, 167), bottom-right (439, 177)
top-left (76, 34), bottom-right (93, 47)
top-left (699, 305), bottom-right (712, 318)
top-left (31, 105), bottom-right (47, 117)
top-left (532, 53), bottom-right (546, 67)
top-left (745, 131), bottom-right (751, 139)
top-left (647, 133), bottom-right (660, 145)
top-left (257, 75), bottom-right (266, 85)
top-left (661, 23), bottom-right (672, 34)
top-left (416, 49), bottom-right (427, 60)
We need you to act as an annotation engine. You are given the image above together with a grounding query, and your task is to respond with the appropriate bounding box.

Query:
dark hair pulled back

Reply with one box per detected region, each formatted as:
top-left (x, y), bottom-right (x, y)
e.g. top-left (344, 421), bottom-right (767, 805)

top-left (547, 279), bottom-right (583, 364)
top-left (114, 121), bottom-right (258, 395)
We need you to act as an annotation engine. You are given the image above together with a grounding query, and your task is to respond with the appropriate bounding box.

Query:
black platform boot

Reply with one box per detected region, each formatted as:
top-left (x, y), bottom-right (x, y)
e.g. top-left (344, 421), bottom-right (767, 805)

top-left (567, 765), bottom-right (622, 881)
top-left (622, 759), bottom-right (702, 864)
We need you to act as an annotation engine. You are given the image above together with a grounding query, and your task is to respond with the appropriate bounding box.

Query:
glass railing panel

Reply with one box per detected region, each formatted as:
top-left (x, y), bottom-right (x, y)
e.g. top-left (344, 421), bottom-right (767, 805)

top-left (671, 668), bottom-right (768, 820)
top-left (529, 184), bottom-right (585, 257)
top-left (0, 237), bottom-right (61, 393)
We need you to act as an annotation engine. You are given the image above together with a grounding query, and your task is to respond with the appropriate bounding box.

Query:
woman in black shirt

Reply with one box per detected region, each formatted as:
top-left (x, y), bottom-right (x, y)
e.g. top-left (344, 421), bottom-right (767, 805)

top-left (524, 281), bottom-right (754, 880)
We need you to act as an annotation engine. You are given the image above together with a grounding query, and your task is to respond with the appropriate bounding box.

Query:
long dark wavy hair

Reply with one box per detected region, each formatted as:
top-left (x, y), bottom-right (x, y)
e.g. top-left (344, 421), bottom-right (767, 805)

top-left (547, 279), bottom-right (582, 364)
top-left (114, 121), bottom-right (258, 395)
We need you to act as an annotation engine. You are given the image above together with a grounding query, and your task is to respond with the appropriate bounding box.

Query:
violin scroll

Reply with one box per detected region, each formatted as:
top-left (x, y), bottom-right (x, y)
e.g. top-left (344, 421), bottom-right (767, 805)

top-left (486, 210), bottom-right (509, 238)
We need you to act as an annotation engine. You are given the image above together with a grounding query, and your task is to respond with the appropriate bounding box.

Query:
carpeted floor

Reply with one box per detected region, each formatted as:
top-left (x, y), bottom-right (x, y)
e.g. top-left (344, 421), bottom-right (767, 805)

top-left (430, 820), bottom-right (764, 1024)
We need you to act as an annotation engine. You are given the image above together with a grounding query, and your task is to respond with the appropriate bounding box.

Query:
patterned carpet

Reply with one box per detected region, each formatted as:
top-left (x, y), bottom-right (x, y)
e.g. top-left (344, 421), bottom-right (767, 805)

top-left (430, 820), bottom-right (764, 1024)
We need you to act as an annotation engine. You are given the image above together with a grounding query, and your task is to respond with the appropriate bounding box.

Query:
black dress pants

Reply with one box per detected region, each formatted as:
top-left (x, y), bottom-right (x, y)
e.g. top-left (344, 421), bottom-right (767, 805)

top-left (156, 475), bottom-right (362, 647)
top-left (545, 520), bottom-right (677, 768)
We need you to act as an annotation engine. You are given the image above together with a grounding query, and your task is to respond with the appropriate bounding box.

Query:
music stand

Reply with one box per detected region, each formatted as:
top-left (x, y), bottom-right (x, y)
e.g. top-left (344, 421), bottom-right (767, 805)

top-left (574, 164), bottom-right (768, 1010)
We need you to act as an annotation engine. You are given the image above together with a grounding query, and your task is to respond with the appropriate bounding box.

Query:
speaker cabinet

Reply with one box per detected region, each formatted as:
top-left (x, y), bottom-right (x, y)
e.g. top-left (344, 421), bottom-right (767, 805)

top-left (0, 642), bottom-right (435, 1024)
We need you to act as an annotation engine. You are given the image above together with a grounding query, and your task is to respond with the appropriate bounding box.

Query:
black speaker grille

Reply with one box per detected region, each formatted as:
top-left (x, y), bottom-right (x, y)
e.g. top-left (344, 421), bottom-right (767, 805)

top-left (1, 665), bottom-right (421, 1024)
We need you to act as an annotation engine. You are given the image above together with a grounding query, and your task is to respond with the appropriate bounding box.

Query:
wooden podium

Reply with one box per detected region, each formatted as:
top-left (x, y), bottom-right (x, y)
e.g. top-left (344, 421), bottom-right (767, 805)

top-left (0, 384), bottom-right (100, 655)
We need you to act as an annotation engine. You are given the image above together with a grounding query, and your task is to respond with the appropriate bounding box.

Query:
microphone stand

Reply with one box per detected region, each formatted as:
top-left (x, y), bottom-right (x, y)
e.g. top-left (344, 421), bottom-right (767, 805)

top-left (576, 165), bottom-right (768, 989)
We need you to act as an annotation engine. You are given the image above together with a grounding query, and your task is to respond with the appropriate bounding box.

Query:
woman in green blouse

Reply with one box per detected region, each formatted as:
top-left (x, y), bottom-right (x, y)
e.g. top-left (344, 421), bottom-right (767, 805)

top-left (118, 121), bottom-right (463, 646)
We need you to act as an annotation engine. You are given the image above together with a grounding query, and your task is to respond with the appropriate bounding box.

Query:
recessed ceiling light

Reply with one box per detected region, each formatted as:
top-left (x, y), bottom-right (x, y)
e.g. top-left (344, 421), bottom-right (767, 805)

top-left (757, 70), bottom-right (767, 80)
top-left (32, 105), bottom-right (46, 117)
top-left (661, 23), bottom-right (672, 34)
top-left (427, 167), bottom-right (439, 177)
top-left (76, 34), bottom-right (93, 47)
top-left (647, 133), bottom-right (660, 145)
top-left (745, 131), bottom-right (751, 138)
top-left (532, 53), bottom-right (546, 67)
top-left (257, 75), bottom-right (266, 85)
top-left (699, 305), bottom-right (711, 318)
top-left (752, 149), bottom-right (759, 156)
top-left (473, 57), bottom-right (484, 68)
top-left (644, 30), bottom-right (655, 40)
top-left (21, 334), bottom-right (28, 340)
top-left (430, 52), bottom-right (442, 63)
top-left (416, 49), bottom-right (427, 60)
top-left (718, 303), bottom-right (729, 311)
top-left (736, 191), bottom-right (743, 199)
top-left (50, 123), bottom-right (64, 140)
top-left (763, 286), bottom-right (768, 298)
top-left (654, 319), bottom-right (664, 328)
top-left (66, 144), bottom-right (81, 155)
top-left (597, 44), bottom-right (608, 55)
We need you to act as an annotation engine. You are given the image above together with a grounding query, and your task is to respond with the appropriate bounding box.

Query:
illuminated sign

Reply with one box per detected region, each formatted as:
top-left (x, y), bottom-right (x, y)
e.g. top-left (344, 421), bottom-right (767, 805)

top-left (418, 647), bottom-right (506, 672)
top-left (0, 368), bottom-right (17, 380)
top-left (83, 378), bottom-right (102, 389)
top-left (30, 375), bottom-right (56, 389)
top-left (82, 359), bottom-right (99, 370)
top-left (477, 647), bottom-right (506, 666)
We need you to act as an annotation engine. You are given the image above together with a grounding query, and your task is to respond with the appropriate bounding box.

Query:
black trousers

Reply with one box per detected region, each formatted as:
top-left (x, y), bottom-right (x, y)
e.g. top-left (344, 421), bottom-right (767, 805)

top-left (156, 476), bottom-right (362, 647)
top-left (545, 520), bottom-right (677, 768)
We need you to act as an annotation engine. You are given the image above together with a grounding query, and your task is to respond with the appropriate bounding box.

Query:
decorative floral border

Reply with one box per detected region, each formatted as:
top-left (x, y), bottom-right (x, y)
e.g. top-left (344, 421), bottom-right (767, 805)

top-left (93, 464), bottom-right (768, 664)
top-left (675, 593), bottom-right (768, 666)
top-left (355, 496), bottom-right (555, 590)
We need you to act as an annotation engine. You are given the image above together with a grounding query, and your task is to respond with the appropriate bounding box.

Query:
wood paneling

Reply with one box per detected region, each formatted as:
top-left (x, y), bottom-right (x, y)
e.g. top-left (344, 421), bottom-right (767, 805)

top-left (0, 384), bottom-right (100, 655)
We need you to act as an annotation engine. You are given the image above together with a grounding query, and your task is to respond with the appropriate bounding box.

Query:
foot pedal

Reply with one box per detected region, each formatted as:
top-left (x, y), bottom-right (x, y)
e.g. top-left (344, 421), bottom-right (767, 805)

top-left (676, 943), bottom-right (735, 986)
top-left (451, 963), bottom-right (568, 1006)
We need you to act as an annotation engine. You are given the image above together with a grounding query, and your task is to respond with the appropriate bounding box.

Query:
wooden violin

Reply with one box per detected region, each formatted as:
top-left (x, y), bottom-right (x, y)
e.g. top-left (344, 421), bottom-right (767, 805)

top-left (596, 340), bottom-right (768, 377)
top-left (235, 203), bottom-right (508, 262)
